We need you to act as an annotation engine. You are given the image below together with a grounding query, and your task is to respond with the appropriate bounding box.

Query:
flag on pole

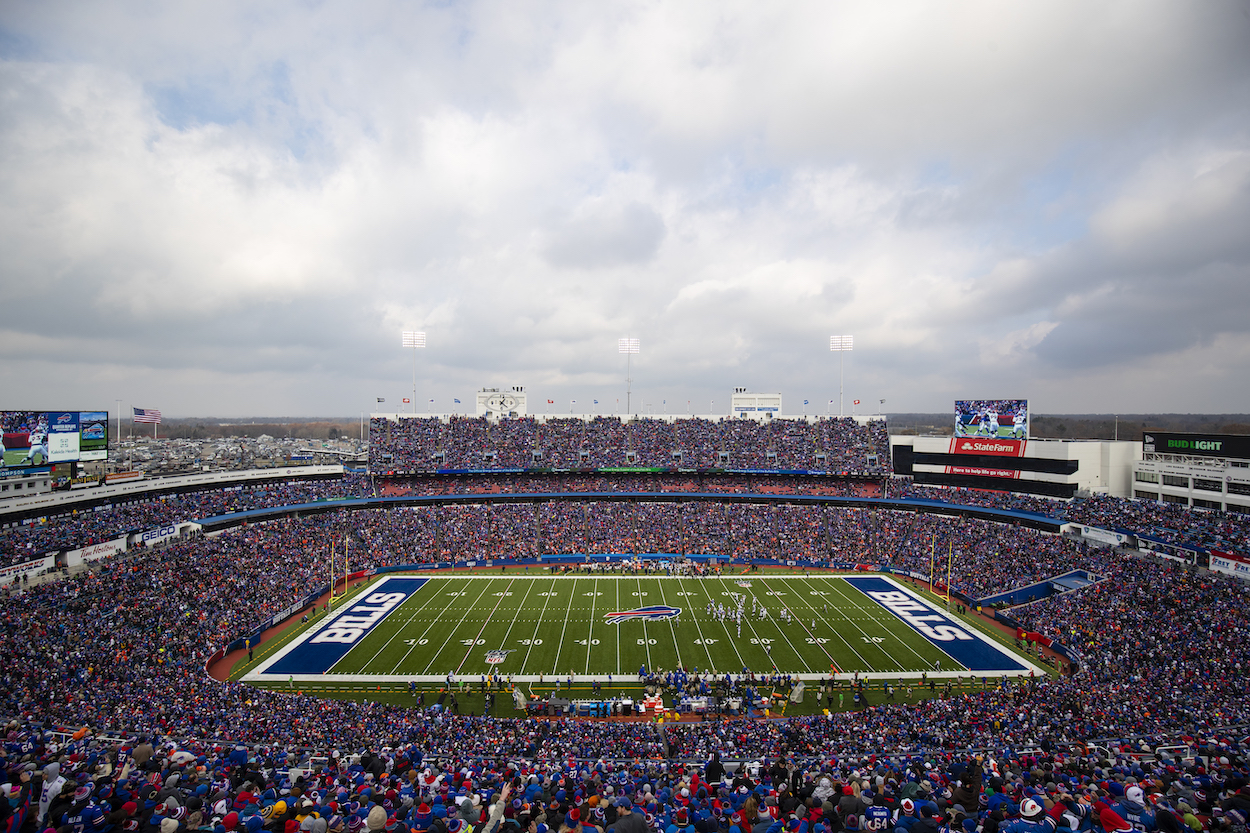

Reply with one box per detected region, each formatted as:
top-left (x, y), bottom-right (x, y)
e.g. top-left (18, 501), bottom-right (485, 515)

top-left (547, 399), bottom-right (554, 404)
top-left (132, 408), bottom-right (161, 424)
top-left (854, 399), bottom-right (861, 405)
top-left (804, 399), bottom-right (809, 405)
top-left (593, 399), bottom-right (599, 404)
top-left (454, 398), bottom-right (461, 403)
top-left (403, 398), bottom-right (411, 404)
top-left (377, 397), bottom-right (385, 403)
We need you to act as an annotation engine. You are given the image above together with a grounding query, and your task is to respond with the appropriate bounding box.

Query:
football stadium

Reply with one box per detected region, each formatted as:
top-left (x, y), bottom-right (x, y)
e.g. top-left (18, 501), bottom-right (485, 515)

top-left (2, 408), bottom-right (1248, 833)
top-left (7, 3), bottom-right (1250, 833)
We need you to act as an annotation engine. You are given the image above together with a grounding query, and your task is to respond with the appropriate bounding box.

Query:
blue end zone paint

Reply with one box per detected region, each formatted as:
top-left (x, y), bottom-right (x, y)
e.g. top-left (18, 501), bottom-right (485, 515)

top-left (264, 577), bottom-right (427, 675)
top-left (843, 576), bottom-right (1027, 672)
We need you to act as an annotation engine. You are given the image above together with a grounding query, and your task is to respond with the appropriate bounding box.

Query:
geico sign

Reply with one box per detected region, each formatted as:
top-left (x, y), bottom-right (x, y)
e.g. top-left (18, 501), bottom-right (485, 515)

top-left (141, 525), bottom-right (177, 541)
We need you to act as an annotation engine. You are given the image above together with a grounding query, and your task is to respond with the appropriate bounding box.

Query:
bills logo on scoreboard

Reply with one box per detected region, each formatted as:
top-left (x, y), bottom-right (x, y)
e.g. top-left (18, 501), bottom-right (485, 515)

top-left (603, 605), bottom-right (681, 625)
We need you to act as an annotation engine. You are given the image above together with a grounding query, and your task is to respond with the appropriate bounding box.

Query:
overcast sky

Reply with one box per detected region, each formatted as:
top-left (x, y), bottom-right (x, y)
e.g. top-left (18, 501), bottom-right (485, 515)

top-left (2, 2), bottom-right (1249, 418)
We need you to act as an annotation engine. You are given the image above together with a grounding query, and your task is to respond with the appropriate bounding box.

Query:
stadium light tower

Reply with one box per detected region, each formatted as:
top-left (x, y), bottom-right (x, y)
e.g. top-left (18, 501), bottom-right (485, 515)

top-left (402, 331), bottom-right (426, 414)
top-left (618, 337), bottom-right (640, 415)
top-left (829, 335), bottom-right (853, 416)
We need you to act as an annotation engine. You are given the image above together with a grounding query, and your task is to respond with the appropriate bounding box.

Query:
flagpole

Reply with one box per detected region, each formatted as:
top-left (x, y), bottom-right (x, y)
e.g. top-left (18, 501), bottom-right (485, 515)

top-left (329, 538), bottom-right (334, 613)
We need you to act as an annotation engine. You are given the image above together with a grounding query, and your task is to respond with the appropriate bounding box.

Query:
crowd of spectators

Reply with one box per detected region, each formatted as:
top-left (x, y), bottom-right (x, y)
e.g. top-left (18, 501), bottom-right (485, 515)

top-left (9, 465), bottom-right (1250, 584)
top-left (0, 475), bottom-right (373, 567)
top-left (0, 459), bottom-right (1248, 833)
top-left (2, 717), bottom-right (1245, 833)
top-left (669, 550), bottom-right (1250, 763)
top-left (0, 522), bottom-right (1246, 833)
top-left (369, 417), bottom-right (890, 475)
top-left (243, 502), bottom-right (1096, 599)
top-left (890, 485), bottom-right (1250, 556)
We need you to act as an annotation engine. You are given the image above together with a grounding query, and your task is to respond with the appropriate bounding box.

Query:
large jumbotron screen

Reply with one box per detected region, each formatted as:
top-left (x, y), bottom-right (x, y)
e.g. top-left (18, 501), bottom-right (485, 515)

top-left (0, 410), bottom-right (109, 468)
top-left (954, 399), bottom-right (1028, 440)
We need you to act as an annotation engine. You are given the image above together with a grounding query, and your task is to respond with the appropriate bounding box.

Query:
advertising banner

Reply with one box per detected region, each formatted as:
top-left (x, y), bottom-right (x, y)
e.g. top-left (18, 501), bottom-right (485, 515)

top-left (0, 555), bottom-right (54, 583)
top-left (946, 465), bottom-right (1020, 478)
top-left (47, 412), bottom-right (81, 463)
top-left (948, 437), bottom-right (1027, 456)
top-left (1143, 432), bottom-right (1250, 461)
top-left (1074, 526), bottom-right (1128, 548)
top-left (138, 524), bottom-right (179, 547)
top-left (65, 537), bottom-right (127, 567)
top-left (78, 412), bottom-right (109, 461)
top-left (1210, 551), bottom-right (1250, 579)
top-left (945, 436), bottom-right (1026, 478)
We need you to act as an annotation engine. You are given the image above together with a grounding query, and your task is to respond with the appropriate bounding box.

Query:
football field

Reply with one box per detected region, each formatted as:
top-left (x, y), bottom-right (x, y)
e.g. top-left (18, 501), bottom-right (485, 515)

top-left (245, 572), bottom-right (1042, 684)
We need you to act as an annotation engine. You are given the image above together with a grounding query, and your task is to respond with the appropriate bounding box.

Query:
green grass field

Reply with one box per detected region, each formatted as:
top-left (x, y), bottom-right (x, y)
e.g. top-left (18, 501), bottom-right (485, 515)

top-left (243, 571), bottom-right (1040, 687)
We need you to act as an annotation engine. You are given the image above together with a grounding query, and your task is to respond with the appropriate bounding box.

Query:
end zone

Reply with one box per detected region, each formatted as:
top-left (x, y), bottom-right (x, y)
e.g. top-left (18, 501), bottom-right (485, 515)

top-left (843, 575), bottom-right (1043, 676)
top-left (249, 576), bottom-right (427, 681)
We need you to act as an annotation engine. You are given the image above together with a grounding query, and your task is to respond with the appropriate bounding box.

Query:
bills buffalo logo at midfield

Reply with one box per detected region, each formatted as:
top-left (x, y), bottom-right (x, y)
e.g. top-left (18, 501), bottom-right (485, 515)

top-left (484, 649), bottom-right (515, 664)
top-left (603, 605), bottom-right (681, 625)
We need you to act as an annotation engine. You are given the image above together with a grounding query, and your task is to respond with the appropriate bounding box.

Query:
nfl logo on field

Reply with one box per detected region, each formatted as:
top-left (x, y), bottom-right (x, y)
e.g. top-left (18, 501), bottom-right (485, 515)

top-left (484, 649), bottom-right (514, 664)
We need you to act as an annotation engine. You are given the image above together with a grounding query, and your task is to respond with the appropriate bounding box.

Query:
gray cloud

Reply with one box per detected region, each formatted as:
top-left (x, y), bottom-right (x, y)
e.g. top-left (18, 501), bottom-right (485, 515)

top-left (543, 201), bottom-right (666, 269)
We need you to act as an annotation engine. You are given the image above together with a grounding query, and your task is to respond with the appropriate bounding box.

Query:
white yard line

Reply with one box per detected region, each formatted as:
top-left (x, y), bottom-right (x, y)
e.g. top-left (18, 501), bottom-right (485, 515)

top-left (757, 576), bottom-right (841, 671)
top-left (454, 577), bottom-right (517, 675)
top-left (518, 577), bottom-right (559, 672)
top-left (820, 575), bottom-right (924, 670)
top-left (419, 577), bottom-right (498, 675)
top-left (549, 577), bottom-right (577, 675)
top-left (584, 577), bottom-right (599, 674)
top-left (636, 576), bottom-right (654, 671)
top-left (370, 579), bottom-right (465, 674)
top-left (667, 577), bottom-right (712, 668)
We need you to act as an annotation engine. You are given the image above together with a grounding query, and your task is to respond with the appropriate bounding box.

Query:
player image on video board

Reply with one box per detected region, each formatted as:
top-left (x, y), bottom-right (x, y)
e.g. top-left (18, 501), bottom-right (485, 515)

top-left (0, 411), bottom-right (50, 468)
top-left (954, 399), bottom-right (1029, 440)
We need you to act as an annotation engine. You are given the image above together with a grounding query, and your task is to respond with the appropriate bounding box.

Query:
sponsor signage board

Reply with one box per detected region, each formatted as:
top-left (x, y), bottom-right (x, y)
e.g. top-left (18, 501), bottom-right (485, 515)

top-left (139, 524), bottom-right (179, 547)
top-left (0, 555), bottom-right (54, 582)
top-left (1143, 432), bottom-right (1250, 461)
top-left (945, 436), bottom-right (1026, 479)
top-left (1210, 551), bottom-right (1250, 579)
top-left (65, 538), bottom-right (127, 567)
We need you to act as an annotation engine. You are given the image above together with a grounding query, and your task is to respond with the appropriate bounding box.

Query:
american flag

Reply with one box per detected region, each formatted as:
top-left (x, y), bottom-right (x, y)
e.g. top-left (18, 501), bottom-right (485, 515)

top-left (133, 407), bottom-right (161, 424)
